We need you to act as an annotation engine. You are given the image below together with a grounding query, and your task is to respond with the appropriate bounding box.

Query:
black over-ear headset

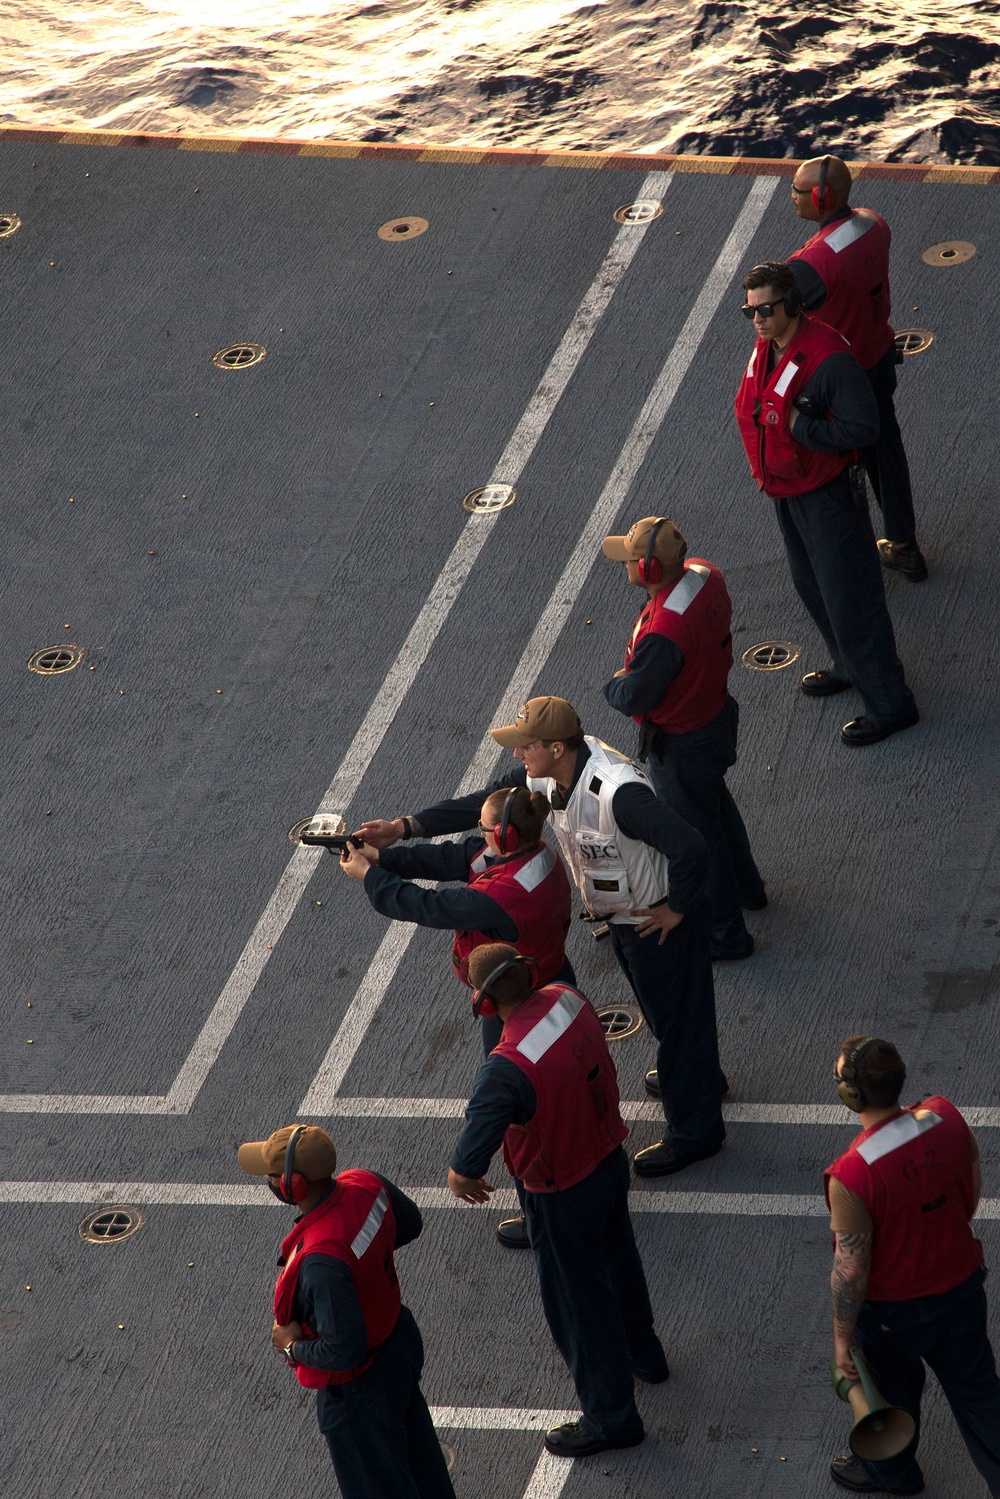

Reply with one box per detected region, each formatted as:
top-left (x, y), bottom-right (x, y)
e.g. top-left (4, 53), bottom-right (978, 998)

top-left (637, 518), bottom-right (666, 586)
top-left (837, 1037), bottom-right (878, 1113)
top-left (279, 1125), bottom-right (310, 1204)
top-left (494, 786), bottom-right (521, 857)
top-left (748, 262), bottom-right (803, 317)
top-left (813, 154), bottom-right (835, 215)
top-left (472, 955), bottom-right (537, 1019)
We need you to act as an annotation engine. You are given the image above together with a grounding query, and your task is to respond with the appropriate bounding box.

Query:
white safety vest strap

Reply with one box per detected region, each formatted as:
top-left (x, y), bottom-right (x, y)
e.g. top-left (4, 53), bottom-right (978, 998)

top-left (516, 991), bottom-right (584, 1065)
top-left (856, 1110), bottom-right (943, 1166)
top-left (825, 210), bottom-right (876, 254)
top-left (351, 1188), bottom-right (389, 1258)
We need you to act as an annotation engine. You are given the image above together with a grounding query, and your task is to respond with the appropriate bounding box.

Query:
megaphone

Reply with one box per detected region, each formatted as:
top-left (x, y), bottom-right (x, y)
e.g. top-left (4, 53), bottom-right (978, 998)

top-left (830, 1347), bottom-right (916, 1462)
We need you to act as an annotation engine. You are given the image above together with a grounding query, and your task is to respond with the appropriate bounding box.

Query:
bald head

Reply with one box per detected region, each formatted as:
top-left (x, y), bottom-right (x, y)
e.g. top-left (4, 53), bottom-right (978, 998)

top-left (791, 155), bottom-right (852, 222)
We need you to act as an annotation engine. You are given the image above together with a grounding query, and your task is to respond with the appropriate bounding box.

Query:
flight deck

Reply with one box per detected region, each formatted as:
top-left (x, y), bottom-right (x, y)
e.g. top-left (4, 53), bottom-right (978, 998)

top-left (0, 126), bottom-right (997, 1498)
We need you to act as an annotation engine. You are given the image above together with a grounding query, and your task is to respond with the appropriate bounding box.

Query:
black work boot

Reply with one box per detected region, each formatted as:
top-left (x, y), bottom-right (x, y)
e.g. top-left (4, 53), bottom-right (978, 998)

top-left (496, 1213), bottom-right (530, 1248)
top-left (877, 538), bottom-right (928, 582)
top-left (830, 1453), bottom-right (924, 1494)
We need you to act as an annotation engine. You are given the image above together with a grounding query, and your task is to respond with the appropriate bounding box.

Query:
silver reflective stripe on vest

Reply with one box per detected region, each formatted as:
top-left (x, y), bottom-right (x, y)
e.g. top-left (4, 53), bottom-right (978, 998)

top-left (746, 347), bottom-right (757, 378)
top-left (470, 851), bottom-right (488, 875)
top-left (662, 564), bottom-right (708, 616)
top-left (517, 990), bottom-right (584, 1064)
top-left (350, 1188), bottom-right (389, 1258)
top-left (856, 1110), bottom-right (943, 1166)
top-left (825, 210), bottom-right (876, 254)
top-left (773, 356), bottom-right (800, 398)
top-left (513, 843), bottom-right (556, 893)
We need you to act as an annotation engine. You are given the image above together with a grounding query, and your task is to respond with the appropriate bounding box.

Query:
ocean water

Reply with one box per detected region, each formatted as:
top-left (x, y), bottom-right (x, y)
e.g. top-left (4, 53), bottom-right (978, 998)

top-left (2, 0), bottom-right (1000, 163)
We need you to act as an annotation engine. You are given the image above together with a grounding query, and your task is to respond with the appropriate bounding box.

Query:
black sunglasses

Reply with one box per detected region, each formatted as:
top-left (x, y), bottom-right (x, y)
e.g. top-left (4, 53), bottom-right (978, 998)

top-left (741, 301), bottom-right (780, 319)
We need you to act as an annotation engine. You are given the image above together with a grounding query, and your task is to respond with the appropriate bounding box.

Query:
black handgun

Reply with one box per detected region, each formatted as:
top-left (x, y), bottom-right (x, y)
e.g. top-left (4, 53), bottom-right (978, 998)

top-left (299, 817), bottom-right (364, 855)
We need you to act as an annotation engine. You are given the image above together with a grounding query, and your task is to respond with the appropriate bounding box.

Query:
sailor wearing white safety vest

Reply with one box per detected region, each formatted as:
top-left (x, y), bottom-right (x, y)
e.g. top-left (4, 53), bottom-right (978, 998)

top-left (359, 695), bottom-right (727, 1179)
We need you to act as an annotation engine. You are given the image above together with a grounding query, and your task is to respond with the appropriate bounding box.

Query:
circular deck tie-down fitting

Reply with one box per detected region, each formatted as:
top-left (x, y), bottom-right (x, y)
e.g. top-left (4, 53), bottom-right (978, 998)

top-left (741, 641), bottom-right (802, 672)
top-left (212, 343), bottom-right (266, 370)
top-left (598, 1004), bottom-right (644, 1040)
top-left (78, 1206), bottom-right (145, 1244)
top-left (0, 213), bottom-right (22, 238)
top-left (28, 644), bottom-right (85, 675)
top-left (921, 240), bottom-right (976, 267)
top-left (378, 217), bottom-right (429, 241)
top-left (613, 201), bottom-right (664, 225)
top-left (462, 484), bottom-right (516, 514)
top-left (894, 329), bottom-right (934, 357)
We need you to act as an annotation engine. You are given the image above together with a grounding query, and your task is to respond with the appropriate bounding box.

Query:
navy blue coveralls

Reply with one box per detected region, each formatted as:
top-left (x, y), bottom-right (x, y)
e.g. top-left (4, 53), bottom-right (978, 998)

top-left (603, 639), bottom-right (762, 957)
top-left (763, 348), bottom-right (916, 724)
top-left (408, 744), bottom-right (725, 1150)
top-left (790, 238), bottom-right (918, 545)
top-left (452, 1053), bottom-right (666, 1441)
top-left (853, 1266), bottom-right (1000, 1495)
top-left (286, 1177), bottom-right (455, 1499)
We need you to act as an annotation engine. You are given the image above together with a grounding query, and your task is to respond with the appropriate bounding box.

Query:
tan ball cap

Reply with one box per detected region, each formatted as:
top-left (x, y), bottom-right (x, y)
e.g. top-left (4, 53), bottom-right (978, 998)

top-left (602, 515), bottom-right (686, 568)
top-left (491, 695), bottom-right (582, 749)
top-left (237, 1124), bottom-right (338, 1180)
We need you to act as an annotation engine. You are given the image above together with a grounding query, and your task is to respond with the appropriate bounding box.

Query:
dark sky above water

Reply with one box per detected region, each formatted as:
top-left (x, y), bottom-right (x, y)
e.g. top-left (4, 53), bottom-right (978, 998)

top-left (3, 1), bottom-right (1000, 162)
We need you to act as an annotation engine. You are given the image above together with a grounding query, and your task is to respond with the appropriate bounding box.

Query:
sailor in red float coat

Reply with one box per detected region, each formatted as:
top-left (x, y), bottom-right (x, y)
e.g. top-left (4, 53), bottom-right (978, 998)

top-left (735, 261), bottom-right (918, 748)
top-left (821, 1038), bottom-right (1000, 1496)
top-left (786, 154), bottom-right (925, 570)
top-left (238, 1124), bottom-right (456, 1499)
top-left (602, 515), bottom-right (763, 960)
top-left (339, 785), bottom-right (574, 1053)
top-left (448, 945), bottom-right (668, 1463)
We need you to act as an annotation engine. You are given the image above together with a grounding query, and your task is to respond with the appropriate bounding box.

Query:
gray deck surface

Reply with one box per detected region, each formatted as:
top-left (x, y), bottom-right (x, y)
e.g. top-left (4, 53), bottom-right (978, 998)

top-left (0, 139), bottom-right (997, 1498)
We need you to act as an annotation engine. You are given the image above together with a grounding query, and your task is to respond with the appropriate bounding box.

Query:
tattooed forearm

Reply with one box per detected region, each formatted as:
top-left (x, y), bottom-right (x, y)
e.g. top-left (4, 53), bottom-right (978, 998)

top-left (830, 1230), bottom-right (872, 1339)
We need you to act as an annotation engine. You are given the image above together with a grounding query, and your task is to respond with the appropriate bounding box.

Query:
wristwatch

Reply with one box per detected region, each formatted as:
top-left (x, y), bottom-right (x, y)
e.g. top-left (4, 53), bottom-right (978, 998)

top-left (281, 1341), bottom-right (298, 1367)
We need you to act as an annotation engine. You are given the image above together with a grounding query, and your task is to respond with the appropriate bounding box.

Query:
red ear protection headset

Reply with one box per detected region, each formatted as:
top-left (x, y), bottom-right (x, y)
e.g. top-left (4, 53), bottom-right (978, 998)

top-left (471, 955), bottom-right (537, 1019)
top-left (636, 518), bottom-right (667, 586)
top-left (494, 786), bottom-right (521, 857)
top-left (278, 1125), bottom-right (311, 1204)
top-left (812, 155), bottom-right (835, 215)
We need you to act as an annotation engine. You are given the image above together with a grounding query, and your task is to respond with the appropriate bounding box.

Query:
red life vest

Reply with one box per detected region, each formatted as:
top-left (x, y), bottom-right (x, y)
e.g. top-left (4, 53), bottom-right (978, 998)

top-left (789, 208), bottom-right (895, 371)
top-left (622, 558), bottom-right (732, 734)
top-left (733, 313), bottom-right (855, 498)
top-left (494, 982), bottom-right (628, 1193)
top-left (824, 1096), bottom-right (983, 1302)
top-left (273, 1169), bottom-right (401, 1388)
top-left (452, 842), bottom-right (570, 987)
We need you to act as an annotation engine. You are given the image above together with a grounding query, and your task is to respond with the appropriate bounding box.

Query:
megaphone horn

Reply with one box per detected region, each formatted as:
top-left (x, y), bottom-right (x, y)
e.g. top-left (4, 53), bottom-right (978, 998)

top-left (830, 1347), bottom-right (916, 1463)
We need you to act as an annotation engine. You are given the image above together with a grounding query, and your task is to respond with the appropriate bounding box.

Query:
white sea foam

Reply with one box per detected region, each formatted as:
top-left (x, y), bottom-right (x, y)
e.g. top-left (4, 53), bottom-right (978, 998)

top-left (1, 1), bottom-right (999, 162)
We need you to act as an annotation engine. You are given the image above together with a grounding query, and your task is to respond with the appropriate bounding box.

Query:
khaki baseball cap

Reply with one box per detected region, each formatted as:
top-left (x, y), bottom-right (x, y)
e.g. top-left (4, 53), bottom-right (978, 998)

top-left (602, 516), bottom-right (686, 568)
top-left (491, 695), bottom-right (582, 749)
top-left (237, 1124), bottom-right (337, 1180)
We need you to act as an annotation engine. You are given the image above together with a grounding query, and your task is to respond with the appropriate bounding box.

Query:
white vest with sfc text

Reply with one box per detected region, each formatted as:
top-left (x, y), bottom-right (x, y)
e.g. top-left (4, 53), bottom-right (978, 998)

top-left (527, 737), bottom-right (669, 924)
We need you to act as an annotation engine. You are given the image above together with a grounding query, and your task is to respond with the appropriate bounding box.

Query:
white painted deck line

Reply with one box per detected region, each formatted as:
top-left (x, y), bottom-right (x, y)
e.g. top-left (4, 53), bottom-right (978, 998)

top-left (300, 175), bottom-right (781, 1117)
top-left (521, 1450), bottom-right (575, 1499)
top-left (431, 1410), bottom-right (580, 1499)
top-left (3, 1181), bottom-right (997, 1217)
top-left (312, 1097), bottom-right (1000, 1127)
top-left (431, 1408), bottom-right (578, 1431)
top-left (0, 173), bottom-right (670, 1120)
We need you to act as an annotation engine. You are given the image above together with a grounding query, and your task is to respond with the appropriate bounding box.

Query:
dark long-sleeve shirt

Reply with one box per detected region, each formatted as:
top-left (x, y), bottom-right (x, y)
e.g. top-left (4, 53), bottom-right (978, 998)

top-left (602, 633), bottom-right (685, 718)
top-left (362, 838), bottom-right (519, 939)
top-left (291, 1176), bottom-right (421, 1373)
top-left (450, 1053), bottom-right (537, 1180)
top-left (409, 741), bottom-right (708, 913)
top-left (785, 345), bottom-right (880, 453)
